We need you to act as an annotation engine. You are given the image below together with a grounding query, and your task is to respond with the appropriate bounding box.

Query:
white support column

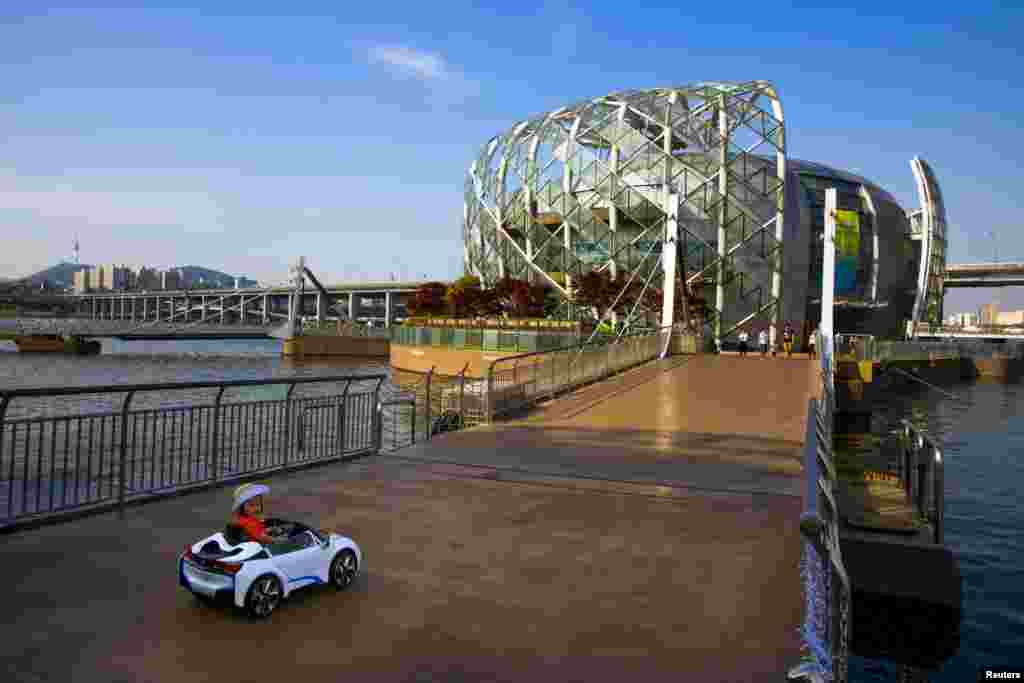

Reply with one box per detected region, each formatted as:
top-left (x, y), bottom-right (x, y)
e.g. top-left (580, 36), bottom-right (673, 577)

top-left (155, 296), bottom-right (161, 322)
top-left (220, 296), bottom-right (225, 325)
top-left (385, 291), bottom-right (392, 328)
top-left (262, 294), bottom-right (269, 324)
top-left (349, 293), bottom-right (356, 322)
top-left (715, 98), bottom-right (729, 349)
top-left (315, 293), bottom-right (324, 325)
top-left (238, 295), bottom-right (246, 325)
top-left (142, 297), bottom-right (148, 321)
top-left (201, 296), bottom-right (207, 323)
top-left (823, 188), bottom-right (837, 352)
top-left (661, 192), bottom-right (680, 341)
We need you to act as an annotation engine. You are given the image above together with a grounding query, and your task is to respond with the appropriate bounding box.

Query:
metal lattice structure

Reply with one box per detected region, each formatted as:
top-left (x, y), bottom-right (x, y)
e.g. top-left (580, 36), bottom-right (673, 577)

top-left (464, 81), bottom-right (787, 347)
top-left (909, 157), bottom-right (948, 330)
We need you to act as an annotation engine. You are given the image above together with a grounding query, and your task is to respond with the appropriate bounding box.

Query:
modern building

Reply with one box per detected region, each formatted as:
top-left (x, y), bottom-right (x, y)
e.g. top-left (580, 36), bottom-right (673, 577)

top-left (947, 312), bottom-right (977, 328)
top-left (980, 304), bottom-right (999, 326)
top-left (161, 269), bottom-right (181, 291)
top-left (997, 310), bottom-right (1024, 326)
top-left (463, 81), bottom-right (948, 344)
top-left (72, 268), bottom-right (91, 293)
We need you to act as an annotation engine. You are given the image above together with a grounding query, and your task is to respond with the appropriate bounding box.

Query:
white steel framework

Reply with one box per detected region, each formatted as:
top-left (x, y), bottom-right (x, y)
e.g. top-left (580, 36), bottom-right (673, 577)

top-left (464, 81), bottom-right (787, 347)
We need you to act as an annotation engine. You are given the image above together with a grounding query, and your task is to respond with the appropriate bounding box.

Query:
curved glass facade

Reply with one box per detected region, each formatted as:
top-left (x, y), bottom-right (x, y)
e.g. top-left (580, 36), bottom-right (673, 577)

top-left (463, 81), bottom-right (787, 346)
top-left (463, 86), bottom-right (946, 342)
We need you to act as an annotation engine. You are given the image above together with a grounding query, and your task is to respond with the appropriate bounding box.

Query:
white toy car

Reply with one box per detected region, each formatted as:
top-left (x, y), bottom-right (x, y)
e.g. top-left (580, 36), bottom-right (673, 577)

top-left (178, 517), bottom-right (361, 618)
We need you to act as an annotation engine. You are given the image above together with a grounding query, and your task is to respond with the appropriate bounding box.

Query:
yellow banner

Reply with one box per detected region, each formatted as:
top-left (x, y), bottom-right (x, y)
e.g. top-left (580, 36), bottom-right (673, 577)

top-left (835, 209), bottom-right (860, 294)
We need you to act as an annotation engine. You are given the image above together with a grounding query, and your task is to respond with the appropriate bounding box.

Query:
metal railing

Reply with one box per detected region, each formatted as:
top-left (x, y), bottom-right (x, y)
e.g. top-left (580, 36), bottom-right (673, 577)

top-left (796, 331), bottom-right (852, 683)
top-left (391, 324), bottom-right (598, 354)
top-left (835, 333), bottom-right (876, 362)
top-left (485, 325), bottom-right (675, 421)
top-left (0, 374), bottom-right (387, 527)
top-left (898, 421), bottom-right (945, 545)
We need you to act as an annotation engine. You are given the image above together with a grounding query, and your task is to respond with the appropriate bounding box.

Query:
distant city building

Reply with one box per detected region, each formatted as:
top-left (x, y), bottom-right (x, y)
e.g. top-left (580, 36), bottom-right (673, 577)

top-left (72, 268), bottom-right (91, 293)
top-left (133, 266), bottom-right (160, 290)
top-left (997, 310), bottom-right (1024, 326)
top-left (980, 303), bottom-right (999, 326)
top-left (161, 270), bottom-right (181, 291)
top-left (948, 312), bottom-right (977, 328)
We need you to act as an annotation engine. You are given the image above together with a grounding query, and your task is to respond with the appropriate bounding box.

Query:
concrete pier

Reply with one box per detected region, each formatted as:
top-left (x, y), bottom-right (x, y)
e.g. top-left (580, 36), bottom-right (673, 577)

top-left (0, 354), bottom-right (820, 681)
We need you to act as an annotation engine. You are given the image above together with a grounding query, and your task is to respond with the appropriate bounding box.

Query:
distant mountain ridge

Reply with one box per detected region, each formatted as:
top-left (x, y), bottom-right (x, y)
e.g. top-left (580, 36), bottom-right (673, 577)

top-left (15, 262), bottom-right (257, 289)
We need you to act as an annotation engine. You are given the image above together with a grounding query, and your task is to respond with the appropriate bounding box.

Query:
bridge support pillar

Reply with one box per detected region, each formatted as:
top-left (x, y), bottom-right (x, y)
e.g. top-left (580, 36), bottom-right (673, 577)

top-left (349, 293), bottom-right (357, 322)
top-left (262, 294), bottom-right (269, 324)
top-left (200, 296), bottom-right (206, 323)
top-left (315, 293), bottom-right (326, 326)
top-left (220, 296), bottom-right (225, 325)
top-left (385, 291), bottom-right (392, 328)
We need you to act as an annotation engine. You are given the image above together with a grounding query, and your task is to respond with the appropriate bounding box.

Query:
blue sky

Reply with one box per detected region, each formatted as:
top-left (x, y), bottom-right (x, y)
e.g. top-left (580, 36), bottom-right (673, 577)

top-left (2, 2), bottom-right (1023, 309)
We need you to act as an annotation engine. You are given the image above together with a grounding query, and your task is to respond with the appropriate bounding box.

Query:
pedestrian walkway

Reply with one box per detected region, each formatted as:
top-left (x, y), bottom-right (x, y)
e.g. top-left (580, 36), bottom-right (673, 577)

top-left (0, 352), bottom-right (820, 682)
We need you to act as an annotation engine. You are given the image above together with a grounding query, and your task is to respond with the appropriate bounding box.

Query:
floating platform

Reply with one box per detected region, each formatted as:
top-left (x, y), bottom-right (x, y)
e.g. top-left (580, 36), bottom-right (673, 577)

top-left (281, 335), bottom-right (389, 358)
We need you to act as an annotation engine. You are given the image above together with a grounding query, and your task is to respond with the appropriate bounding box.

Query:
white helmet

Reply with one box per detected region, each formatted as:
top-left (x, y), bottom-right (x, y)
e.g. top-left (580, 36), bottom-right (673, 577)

top-left (233, 483), bottom-right (269, 512)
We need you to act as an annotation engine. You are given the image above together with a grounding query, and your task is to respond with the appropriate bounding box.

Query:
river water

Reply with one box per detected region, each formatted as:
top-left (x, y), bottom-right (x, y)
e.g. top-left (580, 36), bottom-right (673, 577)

top-left (1, 336), bottom-right (1020, 677)
top-left (848, 376), bottom-right (1024, 680)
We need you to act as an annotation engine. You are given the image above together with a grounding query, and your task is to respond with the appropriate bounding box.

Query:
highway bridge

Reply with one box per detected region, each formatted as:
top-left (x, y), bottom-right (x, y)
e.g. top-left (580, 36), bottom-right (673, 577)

top-left (944, 262), bottom-right (1024, 288)
top-left (0, 280), bottom-right (426, 331)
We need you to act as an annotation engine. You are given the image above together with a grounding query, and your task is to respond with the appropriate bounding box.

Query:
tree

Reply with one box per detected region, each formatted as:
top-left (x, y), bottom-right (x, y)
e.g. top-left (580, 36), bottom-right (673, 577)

top-left (445, 275), bottom-right (482, 318)
top-left (407, 281), bottom-right (448, 317)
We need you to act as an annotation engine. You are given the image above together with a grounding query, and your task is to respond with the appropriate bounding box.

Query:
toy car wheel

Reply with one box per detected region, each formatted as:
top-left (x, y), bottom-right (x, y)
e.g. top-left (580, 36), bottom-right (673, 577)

top-left (330, 550), bottom-right (358, 590)
top-left (245, 574), bottom-right (283, 619)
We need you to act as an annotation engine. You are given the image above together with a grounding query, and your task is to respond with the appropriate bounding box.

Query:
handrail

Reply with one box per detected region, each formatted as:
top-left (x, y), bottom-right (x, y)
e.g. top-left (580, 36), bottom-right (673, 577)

top-left (899, 420), bottom-right (945, 545)
top-left (0, 373), bottom-right (387, 400)
top-left (488, 324), bottom-right (674, 366)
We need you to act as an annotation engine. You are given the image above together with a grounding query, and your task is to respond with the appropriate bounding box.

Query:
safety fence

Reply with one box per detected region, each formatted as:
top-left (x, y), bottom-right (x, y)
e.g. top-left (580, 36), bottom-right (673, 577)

top-left (0, 374), bottom-right (387, 528)
top-left (486, 325), bottom-right (675, 421)
top-left (375, 325), bottom-right (677, 449)
top-left (795, 330), bottom-right (851, 683)
top-left (898, 421), bottom-right (945, 545)
top-left (391, 324), bottom-right (626, 354)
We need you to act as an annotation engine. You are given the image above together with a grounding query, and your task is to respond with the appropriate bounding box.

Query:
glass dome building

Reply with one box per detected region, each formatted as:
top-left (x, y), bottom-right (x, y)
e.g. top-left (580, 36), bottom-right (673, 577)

top-left (463, 81), bottom-right (946, 345)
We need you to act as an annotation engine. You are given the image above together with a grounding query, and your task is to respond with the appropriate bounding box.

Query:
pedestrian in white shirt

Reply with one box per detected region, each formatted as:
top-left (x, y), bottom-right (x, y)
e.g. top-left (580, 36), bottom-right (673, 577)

top-left (738, 328), bottom-right (750, 357)
top-left (758, 329), bottom-right (769, 356)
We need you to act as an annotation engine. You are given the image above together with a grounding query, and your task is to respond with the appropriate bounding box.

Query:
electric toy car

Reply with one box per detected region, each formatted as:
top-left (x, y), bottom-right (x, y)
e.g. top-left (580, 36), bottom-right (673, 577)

top-left (178, 517), bottom-right (361, 618)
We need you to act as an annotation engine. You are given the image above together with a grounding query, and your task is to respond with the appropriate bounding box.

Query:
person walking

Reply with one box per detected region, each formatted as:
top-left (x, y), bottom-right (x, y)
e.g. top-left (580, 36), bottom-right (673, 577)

top-left (758, 328), bottom-right (769, 357)
top-left (738, 328), bottom-right (750, 357)
top-left (808, 325), bottom-right (817, 359)
top-left (783, 322), bottom-right (794, 358)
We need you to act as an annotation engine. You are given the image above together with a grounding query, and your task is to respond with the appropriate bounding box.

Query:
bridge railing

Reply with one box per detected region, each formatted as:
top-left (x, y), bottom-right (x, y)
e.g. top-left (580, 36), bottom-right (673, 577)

top-left (485, 325), bottom-right (675, 422)
top-left (0, 374), bottom-right (388, 529)
top-left (794, 329), bottom-right (851, 683)
top-left (898, 420), bottom-right (945, 545)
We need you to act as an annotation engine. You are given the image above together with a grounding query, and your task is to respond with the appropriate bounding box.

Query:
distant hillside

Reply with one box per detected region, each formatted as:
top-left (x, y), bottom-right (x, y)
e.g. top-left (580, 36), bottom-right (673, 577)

top-left (17, 262), bottom-right (257, 290)
top-left (21, 262), bottom-right (93, 288)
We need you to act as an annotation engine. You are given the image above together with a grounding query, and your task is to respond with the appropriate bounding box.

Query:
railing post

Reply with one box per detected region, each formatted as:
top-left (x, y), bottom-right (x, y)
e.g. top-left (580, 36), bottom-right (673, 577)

top-left (117, 391), bottom-right (136, 518)
top-left (605, 338), bottom-right (611, 378)
top-left (425, 367), bottom-right (434, 440)
top-left (0, 396), bottom-right (8, 520)
top-left (374, 398), bottom-right (383, 454)
top-left (283, 383), bottom-right (296, 468)
top-left (934, 446), bottom-right (944, 544)
top-left (486, 362), bottom-right (495, 424)
top-left (550, 349), bottom-right (557, 400)
top-left (211, 386), bottom-right (226, 481)
top-left (458, 363), bottom-right (468, 426)
top-left (337, 380), bottom-right (350, 453)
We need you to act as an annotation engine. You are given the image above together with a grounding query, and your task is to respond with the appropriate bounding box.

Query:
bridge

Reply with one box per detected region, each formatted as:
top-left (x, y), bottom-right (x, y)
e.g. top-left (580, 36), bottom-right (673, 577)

top-left (944, 262), bottom-right (1024, 288)
top-left (0, 280), bottom-right (428, 338)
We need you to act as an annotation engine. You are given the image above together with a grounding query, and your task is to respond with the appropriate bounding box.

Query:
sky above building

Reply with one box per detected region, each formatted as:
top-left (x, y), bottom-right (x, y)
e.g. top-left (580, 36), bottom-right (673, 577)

top-left (1, 2), bottom-right (1022, 309)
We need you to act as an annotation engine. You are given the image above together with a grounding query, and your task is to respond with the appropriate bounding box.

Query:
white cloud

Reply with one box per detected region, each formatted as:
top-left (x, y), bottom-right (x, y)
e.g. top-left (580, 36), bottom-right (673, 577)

top-left (367, 46), bottom-right (451, 81)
